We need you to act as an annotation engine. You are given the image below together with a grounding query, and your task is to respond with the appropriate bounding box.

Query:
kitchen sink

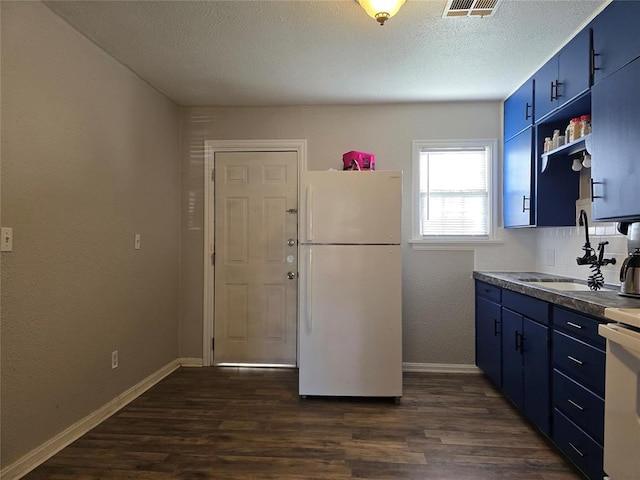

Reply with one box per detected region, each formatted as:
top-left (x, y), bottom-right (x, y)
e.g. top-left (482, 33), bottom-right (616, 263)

top-left (518, 278), bottom-right (603, 292)
top-left (531, 281), bottom-right (596, 292)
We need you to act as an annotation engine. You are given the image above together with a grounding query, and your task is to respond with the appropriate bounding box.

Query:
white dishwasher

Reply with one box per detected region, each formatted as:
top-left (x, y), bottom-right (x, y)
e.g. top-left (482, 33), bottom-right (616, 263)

top-left (599, 308), bottom-right (640, 480)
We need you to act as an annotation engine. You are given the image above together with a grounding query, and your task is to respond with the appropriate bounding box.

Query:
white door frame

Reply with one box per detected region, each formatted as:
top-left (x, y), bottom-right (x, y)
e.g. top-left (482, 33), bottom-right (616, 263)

top-left (203, 139), bottom-right (307, 367)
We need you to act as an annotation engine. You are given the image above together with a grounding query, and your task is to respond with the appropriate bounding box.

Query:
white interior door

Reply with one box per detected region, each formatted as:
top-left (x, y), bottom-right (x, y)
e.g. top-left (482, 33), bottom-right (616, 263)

top-left (214, 151), bottom-right (298, 365)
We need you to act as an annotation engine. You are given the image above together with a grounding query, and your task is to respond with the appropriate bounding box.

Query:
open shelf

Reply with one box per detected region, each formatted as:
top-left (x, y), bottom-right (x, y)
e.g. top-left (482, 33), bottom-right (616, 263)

top-left (541, 134), bottom-right (592, 172)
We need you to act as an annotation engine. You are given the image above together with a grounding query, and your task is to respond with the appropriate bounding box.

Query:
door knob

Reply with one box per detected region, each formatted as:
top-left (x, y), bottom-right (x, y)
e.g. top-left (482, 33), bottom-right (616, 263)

top-left (287, 271), bottom-right (296, 280)
top-left (287, 238), bottom-right (296, 246)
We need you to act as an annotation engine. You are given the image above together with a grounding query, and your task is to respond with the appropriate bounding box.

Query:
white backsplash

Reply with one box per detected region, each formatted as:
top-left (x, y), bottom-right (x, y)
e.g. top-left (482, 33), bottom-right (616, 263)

top-left (536, 223), bottom-right (627, 286)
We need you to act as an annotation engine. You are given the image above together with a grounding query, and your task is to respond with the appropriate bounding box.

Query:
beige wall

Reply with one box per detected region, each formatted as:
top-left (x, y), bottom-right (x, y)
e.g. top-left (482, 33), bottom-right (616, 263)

top-left (1, 1), bottom-right (180, 467)
top-left (179, 104), bottom-right (538, 363)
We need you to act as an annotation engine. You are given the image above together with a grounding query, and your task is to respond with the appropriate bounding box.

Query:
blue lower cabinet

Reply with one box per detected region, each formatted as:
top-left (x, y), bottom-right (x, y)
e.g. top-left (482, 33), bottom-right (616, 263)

top-left (474, 284), bottom-right (606, 477)
top-left (553, 330), bottom-right (605, 397)
top-left (522, 318), bottom-right (550, 436)
top-left (553, 409), bottom-right (605, 480)
top-left (501, 307), bottom-right (550, 435)
top-left (551, 307), bottom-right (606, 479)
top-left (476, 294), bottom-right (502, 388)
top-left (553, 369), bottom-right (604, 444)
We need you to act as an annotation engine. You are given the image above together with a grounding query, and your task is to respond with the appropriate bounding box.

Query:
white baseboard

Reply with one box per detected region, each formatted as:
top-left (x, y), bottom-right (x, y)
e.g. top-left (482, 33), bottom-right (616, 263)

top-left (403, 362), bottom-right (481, 374)
top-left (1, 358), bottom-right (191, 480)
top-left (179, 357), bottom-right (203, 367)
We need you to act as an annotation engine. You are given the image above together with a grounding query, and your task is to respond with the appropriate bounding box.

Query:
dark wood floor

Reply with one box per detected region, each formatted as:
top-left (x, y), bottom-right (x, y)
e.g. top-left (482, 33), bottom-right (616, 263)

top-left (23, 367), bottom-right (583, 479)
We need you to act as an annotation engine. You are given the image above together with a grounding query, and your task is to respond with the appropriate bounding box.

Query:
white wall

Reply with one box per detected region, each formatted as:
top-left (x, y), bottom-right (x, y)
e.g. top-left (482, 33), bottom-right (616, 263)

top-left (1, 2), bottom-right (180, 468)
top-left (179, 103), bottom-right (538, 366)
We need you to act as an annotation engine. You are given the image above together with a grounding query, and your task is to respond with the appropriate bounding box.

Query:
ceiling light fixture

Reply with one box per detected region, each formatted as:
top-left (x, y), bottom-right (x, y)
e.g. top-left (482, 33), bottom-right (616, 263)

top-left (358, 0), bottom-right (406, 26)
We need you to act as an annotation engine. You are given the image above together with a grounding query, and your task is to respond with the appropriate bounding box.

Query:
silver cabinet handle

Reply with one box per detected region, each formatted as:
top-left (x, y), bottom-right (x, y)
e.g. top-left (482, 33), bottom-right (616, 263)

top-left (568, 355), bottom-right (584, 365)
top-left (568, 442), bottom-right (585, 457)
top-left (568, 399), bottom-right (584, 411)
top-left (566, 321), bottom-right (583, 329)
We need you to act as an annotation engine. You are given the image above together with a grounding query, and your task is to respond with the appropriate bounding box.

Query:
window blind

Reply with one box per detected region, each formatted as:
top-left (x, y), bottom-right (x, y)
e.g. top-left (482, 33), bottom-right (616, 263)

top-left (419, 148), bottom-right (489, 236)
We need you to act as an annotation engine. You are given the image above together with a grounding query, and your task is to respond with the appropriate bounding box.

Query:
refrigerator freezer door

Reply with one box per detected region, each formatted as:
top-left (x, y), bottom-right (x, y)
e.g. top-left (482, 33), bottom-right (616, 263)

top-left (300, 171), bottom-right (401, 245)
top-left (299, 245), bottom-right (402, 397)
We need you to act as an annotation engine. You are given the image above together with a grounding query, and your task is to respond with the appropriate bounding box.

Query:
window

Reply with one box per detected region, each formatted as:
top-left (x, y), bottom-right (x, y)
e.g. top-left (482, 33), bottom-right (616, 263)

top-left (412, 139), bottom-right (497, 240)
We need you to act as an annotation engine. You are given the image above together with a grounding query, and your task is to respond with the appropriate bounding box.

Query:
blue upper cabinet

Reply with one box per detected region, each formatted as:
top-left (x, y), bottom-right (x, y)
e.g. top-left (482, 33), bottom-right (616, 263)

top-left (534, 29), bottom-right (591, 122)
top-left (503, 128), bottom-right (534, 228)
top-left (504, 78), bottom-right (533, 141)
top-left (591, 0), bottom-right (640, 85)
top-left (558, 29), bottom-right (592, 107)
top-left (591, 57), bottom-right (640, 222)
top-left (533, 57), bottom-right (559, 122)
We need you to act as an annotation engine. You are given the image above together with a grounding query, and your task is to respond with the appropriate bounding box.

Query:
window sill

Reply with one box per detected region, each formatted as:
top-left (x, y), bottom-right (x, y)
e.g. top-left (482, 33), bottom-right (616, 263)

top-left (409, 238), bottom-right (504, 250)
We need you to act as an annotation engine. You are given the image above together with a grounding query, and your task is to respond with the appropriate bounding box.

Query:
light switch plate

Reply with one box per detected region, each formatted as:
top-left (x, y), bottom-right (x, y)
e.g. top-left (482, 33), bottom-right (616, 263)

top-left (1, 227), bottom-right (13, 252)
top-left (134, 234), bottom-right (141, 250)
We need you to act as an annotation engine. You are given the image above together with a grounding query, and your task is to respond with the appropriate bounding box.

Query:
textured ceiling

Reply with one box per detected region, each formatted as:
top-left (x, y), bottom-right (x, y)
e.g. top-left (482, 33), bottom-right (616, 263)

top-left (44, 0), bottom-right (608, 107)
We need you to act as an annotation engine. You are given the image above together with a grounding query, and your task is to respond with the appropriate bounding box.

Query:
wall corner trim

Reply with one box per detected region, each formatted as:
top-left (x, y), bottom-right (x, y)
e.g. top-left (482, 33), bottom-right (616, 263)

top-left (1, 358), bottom-right (196, 480)
top-left (402, 362), bottom-right (481, 374)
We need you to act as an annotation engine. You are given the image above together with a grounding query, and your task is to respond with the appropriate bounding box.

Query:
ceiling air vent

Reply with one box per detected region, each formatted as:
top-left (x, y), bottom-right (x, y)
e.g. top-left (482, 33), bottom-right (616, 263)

top-left (443, 0), bottom-right (503, 18)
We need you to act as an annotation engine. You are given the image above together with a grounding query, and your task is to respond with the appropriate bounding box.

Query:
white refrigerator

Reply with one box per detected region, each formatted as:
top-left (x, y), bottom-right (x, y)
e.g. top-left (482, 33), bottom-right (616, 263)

top-left (298, 170), bottom-right (403, 398)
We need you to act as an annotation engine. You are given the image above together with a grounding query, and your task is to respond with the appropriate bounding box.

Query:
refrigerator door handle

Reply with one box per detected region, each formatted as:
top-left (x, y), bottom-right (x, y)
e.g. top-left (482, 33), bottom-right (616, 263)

top-left (306, 185), bottom-right (314, 242)
top-left (306, 248), bottom-right (313, 332)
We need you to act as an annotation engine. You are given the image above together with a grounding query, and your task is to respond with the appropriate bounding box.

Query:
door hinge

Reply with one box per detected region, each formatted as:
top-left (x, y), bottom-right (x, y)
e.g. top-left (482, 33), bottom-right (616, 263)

top-left (211, 252), bottom-right (215, 265)
top-left (211, 169), bottom-right (215, 182)
top-left (212, 338), bottom-right (215, 351)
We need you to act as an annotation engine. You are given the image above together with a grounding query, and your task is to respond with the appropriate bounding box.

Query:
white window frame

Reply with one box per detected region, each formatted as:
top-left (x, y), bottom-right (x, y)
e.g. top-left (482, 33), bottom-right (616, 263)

top-left (410, 138), bottom-right (499, 246)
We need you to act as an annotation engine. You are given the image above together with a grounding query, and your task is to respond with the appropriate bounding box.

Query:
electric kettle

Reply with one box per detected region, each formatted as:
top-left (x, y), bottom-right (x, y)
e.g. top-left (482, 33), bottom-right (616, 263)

top-left (620, 249), bottom-right (640, 297)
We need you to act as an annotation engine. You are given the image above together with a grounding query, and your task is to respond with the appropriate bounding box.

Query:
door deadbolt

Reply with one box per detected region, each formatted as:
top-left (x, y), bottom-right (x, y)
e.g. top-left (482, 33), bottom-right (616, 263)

top-left (287, 271), bottom-right (296, 280)
top-left (287, 239), bottom-right (296, 246)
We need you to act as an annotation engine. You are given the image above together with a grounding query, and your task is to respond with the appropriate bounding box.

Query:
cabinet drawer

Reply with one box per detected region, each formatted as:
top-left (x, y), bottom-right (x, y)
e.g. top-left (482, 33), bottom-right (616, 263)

top-left (553, 409), bottom-right (604, 480)
top-left (553, 331), bottom-right (605, 396)
top-left (503, 290), bottom-right (549, 325)
top-left (553, 307), bottom-right (605, 349)
top-left (475, 281), bottom-right (501, 303)
top-left (553, 369), bottom-right (604, 444)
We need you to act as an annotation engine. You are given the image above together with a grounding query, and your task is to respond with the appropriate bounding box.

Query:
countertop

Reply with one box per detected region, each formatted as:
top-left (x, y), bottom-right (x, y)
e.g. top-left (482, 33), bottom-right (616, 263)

top-left (473, 271), bottom-right (640, 320)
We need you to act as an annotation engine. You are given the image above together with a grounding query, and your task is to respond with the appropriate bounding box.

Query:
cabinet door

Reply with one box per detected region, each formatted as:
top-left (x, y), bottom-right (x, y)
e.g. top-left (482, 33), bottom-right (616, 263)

top-left (522, 318), bottom-right (550, 436)
top-left (591, 0), bottom-right (640, 85)
top-left (533, 56), bottom-right (559, 121)
top-left (591, 57), bottom-right (640, 221)
top-left (504, 79), bottom-right (534, 141)
top-left (504, 128), bottom-right (534, 227)
top-left (557, 28), bottom-right (591, 107)
top-left (501, 308), bottom-right (523, 409)
top-left (476, 295), bottom-right (502, 387)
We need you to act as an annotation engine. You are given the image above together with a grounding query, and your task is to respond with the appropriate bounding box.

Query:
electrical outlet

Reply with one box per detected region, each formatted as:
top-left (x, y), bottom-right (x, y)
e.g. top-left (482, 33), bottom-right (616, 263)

top-left (545, 249), bottom-right (555, 267)
top-left (1, 227), bottom-right (13, 252)
top-left (134, 234), bottom-right (141, 250)
top-left (111, 350), bottom-right (118, 369)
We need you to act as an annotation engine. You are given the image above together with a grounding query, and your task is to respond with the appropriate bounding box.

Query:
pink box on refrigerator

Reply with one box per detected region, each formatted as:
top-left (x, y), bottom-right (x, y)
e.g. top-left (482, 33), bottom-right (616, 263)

top-left (342, 151), bottom-right (375, 171)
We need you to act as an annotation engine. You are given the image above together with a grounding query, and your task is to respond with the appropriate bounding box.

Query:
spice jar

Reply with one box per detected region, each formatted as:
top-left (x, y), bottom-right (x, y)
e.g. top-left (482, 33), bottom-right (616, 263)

top-left (566, 117), bottom-right (580, 143)
top-left (580, 114), bottom-right (591, 136)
